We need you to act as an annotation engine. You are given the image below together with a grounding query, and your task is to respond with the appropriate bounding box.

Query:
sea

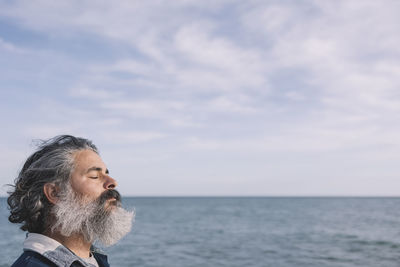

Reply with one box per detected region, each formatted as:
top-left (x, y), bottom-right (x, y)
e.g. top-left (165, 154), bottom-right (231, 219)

top-left (1, 197), bottom-right (400, 267)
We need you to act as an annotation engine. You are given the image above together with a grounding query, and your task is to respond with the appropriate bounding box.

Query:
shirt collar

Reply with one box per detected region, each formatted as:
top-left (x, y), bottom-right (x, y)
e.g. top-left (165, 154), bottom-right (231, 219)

top-left (23, 233), bottom-right (99, 267)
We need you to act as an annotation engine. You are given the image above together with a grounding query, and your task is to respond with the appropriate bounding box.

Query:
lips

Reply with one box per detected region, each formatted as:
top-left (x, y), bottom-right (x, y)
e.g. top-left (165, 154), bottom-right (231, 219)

top-left (98, 189), bottom-right (121, 206)
top-left (107, 197), bottom-right (117, 203)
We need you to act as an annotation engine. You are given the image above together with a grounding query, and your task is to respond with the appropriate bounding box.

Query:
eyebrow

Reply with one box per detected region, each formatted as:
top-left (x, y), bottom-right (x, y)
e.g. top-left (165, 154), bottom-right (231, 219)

top-left (86, 166), bottom-right (110, 174)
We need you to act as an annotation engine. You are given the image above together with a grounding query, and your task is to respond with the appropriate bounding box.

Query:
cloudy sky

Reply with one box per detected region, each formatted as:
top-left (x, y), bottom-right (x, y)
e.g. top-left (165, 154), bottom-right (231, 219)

top-left (0, 0), bottom-right (399, 196)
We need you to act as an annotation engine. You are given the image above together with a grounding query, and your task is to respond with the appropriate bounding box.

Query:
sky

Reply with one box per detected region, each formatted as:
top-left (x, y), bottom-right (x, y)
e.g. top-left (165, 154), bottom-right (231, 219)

top-left (0, 0), bottom-right (399, 196)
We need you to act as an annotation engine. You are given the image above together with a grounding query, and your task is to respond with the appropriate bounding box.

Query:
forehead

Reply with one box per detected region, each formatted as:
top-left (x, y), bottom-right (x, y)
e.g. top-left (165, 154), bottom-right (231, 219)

top-left (72, 149), bottom-right (106, 172)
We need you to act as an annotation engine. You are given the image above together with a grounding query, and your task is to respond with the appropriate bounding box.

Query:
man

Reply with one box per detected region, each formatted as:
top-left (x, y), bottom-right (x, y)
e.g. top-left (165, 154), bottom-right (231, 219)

top-left (8, 135), bottom-right (134, 267)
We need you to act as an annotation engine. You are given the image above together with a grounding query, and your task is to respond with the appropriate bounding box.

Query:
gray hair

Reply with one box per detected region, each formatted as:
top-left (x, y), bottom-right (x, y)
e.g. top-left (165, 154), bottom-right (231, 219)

top-left (7, 135), bottom-right (98, 233)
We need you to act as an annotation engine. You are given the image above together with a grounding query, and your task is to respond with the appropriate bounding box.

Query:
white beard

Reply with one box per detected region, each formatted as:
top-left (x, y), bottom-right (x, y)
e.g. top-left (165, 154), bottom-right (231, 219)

top-left (51, 183), bottom-right (134, 246)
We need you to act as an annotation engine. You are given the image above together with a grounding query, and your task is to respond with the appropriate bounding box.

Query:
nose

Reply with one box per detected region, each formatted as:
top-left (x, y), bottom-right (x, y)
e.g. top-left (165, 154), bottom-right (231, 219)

top-left (104, 175), bottom-right (118, 189)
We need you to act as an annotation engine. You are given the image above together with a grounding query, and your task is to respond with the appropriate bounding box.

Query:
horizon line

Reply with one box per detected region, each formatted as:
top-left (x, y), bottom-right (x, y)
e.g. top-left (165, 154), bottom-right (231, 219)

top-left (2, 195), bottom-right (400, 198)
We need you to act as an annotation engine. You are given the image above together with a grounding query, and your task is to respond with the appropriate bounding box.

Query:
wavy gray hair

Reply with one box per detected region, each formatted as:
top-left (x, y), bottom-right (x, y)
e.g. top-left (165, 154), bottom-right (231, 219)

top-left (7, 135), bottom-right (98, 233)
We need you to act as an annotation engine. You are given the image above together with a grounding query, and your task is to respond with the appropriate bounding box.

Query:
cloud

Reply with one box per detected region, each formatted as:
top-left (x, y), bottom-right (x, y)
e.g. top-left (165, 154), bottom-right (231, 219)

top-left (0, 37), bottom-right (26, 53)
top-left (100, 131), bottom-right (166, 144)
top-left (2, 0), bottom-right (399, 127)
top-left (206, 95), bottom-right (258, 114)
top-left (100, 100), bottom-right (186, 119)
top-left (173, 23), bottom-right (267, 90)
top-left (69, 86), bottom-right (123, 100)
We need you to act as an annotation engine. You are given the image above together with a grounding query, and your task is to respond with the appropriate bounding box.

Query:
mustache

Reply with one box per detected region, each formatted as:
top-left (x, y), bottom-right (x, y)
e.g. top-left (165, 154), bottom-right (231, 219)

top-left (97, 189), bottom-right (121, 206)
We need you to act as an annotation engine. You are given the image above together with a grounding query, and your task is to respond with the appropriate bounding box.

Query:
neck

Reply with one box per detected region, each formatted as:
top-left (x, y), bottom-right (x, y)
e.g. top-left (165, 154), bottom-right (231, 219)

top-left (44, 231), bottom-right (92, 258)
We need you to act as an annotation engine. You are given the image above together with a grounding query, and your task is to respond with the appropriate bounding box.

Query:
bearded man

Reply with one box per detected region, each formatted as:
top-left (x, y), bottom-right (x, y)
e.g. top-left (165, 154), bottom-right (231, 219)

top-left (8, 135), bottom-right (134, 267)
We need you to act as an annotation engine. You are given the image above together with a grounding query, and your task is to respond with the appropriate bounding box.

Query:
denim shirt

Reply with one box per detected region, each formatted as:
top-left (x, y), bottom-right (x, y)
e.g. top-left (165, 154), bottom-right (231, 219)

top-left (11, 233), bottom-right (110, 267)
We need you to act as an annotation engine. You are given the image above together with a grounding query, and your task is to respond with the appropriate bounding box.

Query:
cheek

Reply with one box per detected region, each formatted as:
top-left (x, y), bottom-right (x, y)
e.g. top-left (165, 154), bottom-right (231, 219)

top-left (71, 179), bottom-right (102, 198)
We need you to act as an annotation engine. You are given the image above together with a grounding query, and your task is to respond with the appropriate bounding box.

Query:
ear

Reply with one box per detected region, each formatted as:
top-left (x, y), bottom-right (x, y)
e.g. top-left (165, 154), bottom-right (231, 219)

top-left (43, 183), bottom-right (60, 204)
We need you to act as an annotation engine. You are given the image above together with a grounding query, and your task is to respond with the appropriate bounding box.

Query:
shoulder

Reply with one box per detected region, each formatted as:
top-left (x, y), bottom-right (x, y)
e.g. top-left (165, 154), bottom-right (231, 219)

top-left (11, 251), bottom-right (57, 267)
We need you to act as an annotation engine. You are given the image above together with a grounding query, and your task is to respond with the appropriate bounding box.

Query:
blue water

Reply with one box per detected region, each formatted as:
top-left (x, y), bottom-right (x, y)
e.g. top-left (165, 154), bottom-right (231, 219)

top-left (1, 197), bottom-right (400, 267)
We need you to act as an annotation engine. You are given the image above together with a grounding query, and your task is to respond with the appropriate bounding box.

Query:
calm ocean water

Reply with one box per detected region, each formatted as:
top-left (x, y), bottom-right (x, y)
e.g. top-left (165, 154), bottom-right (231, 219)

top-left (1, 197), bottom-right (400, 267)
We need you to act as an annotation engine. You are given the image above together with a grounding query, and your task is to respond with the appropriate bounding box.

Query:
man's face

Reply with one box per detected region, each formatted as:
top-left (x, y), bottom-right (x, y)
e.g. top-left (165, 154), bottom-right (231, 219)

top-left (69, 149), bottom-right (118, 205)
top-left (50, 149), bottom-right (134, 246)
